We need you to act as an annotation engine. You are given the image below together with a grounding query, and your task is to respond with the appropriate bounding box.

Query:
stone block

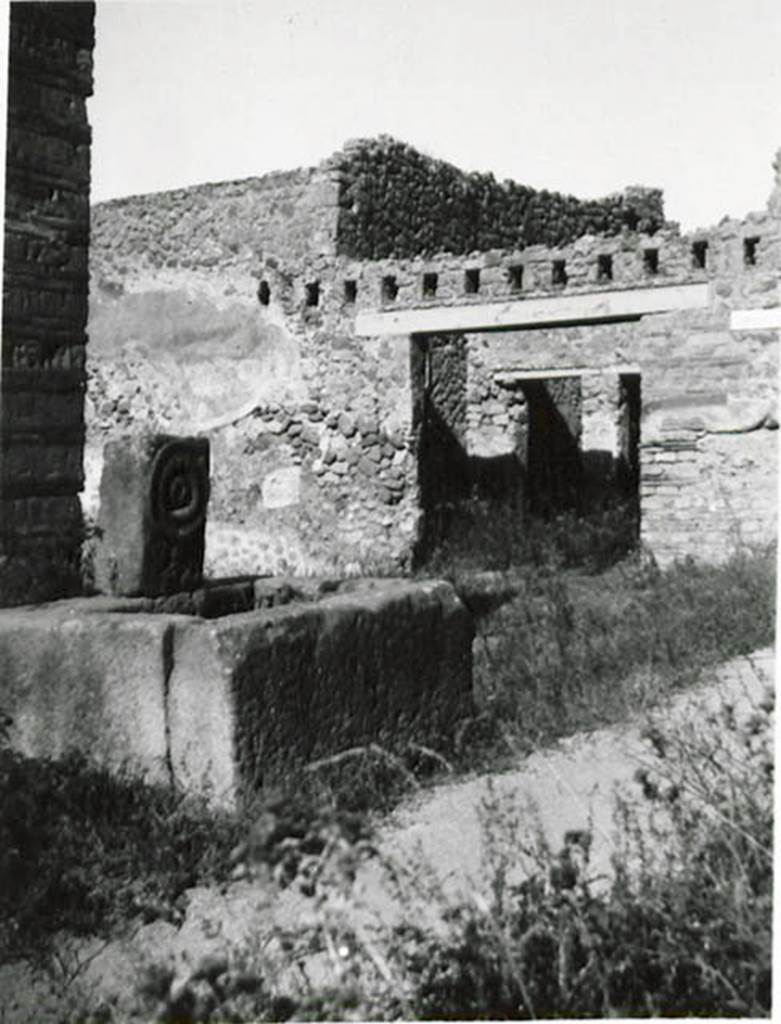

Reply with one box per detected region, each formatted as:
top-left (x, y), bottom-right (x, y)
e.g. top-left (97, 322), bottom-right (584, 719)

top-left (252, 578), bottom-right (304, 608)
top-left (167, 579), bottom-right (473, 806)
top-left (337, 412), bottom-right (357, 437)
top-left (93, 434), bottom-right (210, 597)
top-left (192, 581), bottom-right (255, 619)
top-left (0, 607), bottom-right (172, 783)
top-left (262, 466), bottom-right (301, 508)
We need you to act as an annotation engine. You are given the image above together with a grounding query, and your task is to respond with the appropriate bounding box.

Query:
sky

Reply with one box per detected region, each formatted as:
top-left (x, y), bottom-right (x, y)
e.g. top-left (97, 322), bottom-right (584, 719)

top-left (87, 0), bottom-right (781, 230)
top-left (0, 0), bottom-right (774, 232)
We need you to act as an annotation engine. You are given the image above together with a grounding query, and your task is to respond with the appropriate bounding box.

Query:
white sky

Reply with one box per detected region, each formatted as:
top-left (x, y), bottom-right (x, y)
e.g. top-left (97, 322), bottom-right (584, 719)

top-left (30, 0), bottom-right (781, 230)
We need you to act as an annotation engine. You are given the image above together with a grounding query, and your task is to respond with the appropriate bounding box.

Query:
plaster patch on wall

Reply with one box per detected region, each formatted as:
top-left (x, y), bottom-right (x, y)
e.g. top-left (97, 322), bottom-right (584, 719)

top-left (582, 373), bottom-right (621, 455)
top-left (467, 426), bottom-right (517, 459)
top-left (262, 467), bottom-right (302, 509)
top-left (582, 413), bottom-right (620, 454)
top-left (643, 398), bottom-right (777, 442)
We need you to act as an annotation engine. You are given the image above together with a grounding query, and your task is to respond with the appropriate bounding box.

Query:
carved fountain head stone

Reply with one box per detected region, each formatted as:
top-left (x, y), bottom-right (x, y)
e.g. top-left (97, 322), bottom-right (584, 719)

top-left (94, 434), bottom-right (210, 597)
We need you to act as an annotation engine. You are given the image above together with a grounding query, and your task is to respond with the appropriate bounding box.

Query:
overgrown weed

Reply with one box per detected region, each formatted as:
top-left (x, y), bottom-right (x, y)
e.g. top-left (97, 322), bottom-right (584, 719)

top-left (130, 674), bottom-right (773, 1020)
top-left (461, 544), bottom-right (776, 766)
top-left (419, 496), bottom-right (639, 577)
top-left (1, 537), bottom-right (774, 1018)
top-left (0, 750), bottom-right (242, 963)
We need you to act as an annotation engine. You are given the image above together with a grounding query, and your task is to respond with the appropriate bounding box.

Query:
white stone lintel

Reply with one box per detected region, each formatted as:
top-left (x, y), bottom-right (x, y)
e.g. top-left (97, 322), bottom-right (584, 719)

top-left (495, 368), bottom-right (584, 383)
top-left (494, 364), bottom-right (641, 384)
top-left (730, 307), bottom-right (781, 331)
top-left (355, 283), bottom-right (709, 337)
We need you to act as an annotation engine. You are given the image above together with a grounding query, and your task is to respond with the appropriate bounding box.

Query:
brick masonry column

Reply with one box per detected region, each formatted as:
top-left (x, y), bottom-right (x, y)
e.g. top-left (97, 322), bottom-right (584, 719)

top-left (1, 2), bottom-right (95, 604)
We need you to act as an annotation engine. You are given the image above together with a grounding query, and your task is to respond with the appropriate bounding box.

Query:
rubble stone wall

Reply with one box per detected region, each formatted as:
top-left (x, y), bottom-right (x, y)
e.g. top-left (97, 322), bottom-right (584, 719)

top-left (266, 185), bottom-right (777, 563)
top-left (280, 224), bottom-right (705, 315)
top-left (87, 142), bottom-right (778, 575)
top-left (1, 1), bottom-right (95, 604)
top-left (333, 136), bottom-right (666, 258)
top-left (86, 202), bottom-right (422, 576)
top-left (91, 163), bottom-right (341, 275)
top-left (85, 141), bottom-right (672, 579)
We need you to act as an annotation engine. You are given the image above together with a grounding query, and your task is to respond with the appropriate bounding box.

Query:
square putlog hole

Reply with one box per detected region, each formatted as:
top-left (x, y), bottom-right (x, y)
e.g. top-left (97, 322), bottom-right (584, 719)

top-left (597, 254), bottom-right (613, 282)
top-left (743, 236), bottom-right (760, 267)
top-left (508, 264), bottom-right (524, 291)
top-left (552, 260), bottom-right (568, 287)
top-left (382, 275), bottom-right (399, 301)
top-left (464, 268), bottom-right (480, 294)
top-left (691, 240), bottom-right (708, 269)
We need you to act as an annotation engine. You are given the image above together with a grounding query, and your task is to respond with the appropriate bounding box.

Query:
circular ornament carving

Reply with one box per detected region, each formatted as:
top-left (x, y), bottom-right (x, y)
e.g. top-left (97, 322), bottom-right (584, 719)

top-left (148, 441), bottom-right (209, 538)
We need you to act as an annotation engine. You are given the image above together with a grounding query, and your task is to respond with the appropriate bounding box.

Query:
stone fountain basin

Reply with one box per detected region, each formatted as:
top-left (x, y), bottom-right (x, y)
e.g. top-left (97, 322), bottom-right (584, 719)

top-left (0, 577), bottom-right (473, 809)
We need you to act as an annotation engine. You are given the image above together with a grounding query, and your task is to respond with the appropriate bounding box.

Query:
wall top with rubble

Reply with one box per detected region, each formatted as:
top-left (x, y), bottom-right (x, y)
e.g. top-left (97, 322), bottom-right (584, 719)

top-left (328, 135), bottom-right (667, 258)
top-left (91, 137), bottom-right (779, 325)
top-left (91, 135), bottom-right (669, 279)
top-left (259, 188), bottom-right (780, 323)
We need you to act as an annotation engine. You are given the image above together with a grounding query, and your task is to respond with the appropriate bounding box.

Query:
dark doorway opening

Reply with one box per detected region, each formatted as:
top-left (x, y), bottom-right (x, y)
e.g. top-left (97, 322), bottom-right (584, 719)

top-left (617, 372), bottom-right (641, 521)
top-left (412, 334), bottom-right (525, 564)
top-left (521, 377), bottom-right (583, 519)
top-left (413, 334), bottom-right (470, 519)
top-left (411, 331), bottom-right (641, 570)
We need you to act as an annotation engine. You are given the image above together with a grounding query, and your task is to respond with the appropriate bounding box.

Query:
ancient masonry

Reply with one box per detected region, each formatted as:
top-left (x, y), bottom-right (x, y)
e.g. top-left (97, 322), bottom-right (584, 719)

top-left (88, 137), bottom-right (779, 576)
top-left (0, 6), bottom-right (777, 797)
top-left (1, 1), bottom-right (95, 604)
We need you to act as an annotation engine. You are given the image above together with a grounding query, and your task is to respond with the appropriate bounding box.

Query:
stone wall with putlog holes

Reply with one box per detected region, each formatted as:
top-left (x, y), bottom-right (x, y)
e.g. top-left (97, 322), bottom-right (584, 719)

top-left (1, 1), bottom-right (95, 606)
top-left (269, 152), bottom-right (779, 567)
top-left (87, 140), bottom-right (779, 575)
top-left (85, 138), bottom-right (671, 578)
top-left (449, 197), bottom-right (780, 565)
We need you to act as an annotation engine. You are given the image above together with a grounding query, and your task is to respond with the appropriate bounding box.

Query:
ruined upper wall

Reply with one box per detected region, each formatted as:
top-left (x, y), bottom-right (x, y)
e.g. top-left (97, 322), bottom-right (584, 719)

top-left (91, 136), bottom-right (667, 281)
top-left (91, 164), bottom-right (341, 280)
top-left (254, 153), bottom-right (778, 571)
top-left (86, 138), bottom-right (779, 577)
top-left (2, 0), bottom-right (95, 604)
top-left (260, 202), bottom-right (777, 322)
top-left (331, 136), bottom-right (667, 259)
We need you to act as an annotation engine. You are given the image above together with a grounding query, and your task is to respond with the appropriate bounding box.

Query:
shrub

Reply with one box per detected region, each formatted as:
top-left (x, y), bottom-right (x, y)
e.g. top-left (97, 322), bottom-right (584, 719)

top-left (395, 683), bottom-right (774, 1019)
top-left (418, 496), bottom-right (639, 577)
top-left (0, 750), bottom-right (242, 961)
top-left (130, 674), bottom-right (773, 1020)
top-left (465, 545), bottom-right (776, 758)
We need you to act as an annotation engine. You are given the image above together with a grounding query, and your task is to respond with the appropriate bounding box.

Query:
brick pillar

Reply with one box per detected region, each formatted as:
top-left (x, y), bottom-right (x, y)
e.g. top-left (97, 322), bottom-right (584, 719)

top-left (1, 2), bottom-right (95, 604)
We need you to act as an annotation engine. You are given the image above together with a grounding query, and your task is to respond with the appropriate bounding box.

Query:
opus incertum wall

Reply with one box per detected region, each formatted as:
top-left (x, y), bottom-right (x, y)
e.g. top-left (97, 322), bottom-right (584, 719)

top-left (1, 1), bottom-right (95, 605)
top-left (87, 138), bottom-right (780, 575)
top-left (86, 137), bottom-right (674, 580)
top-left (259, 156), bottom-right (779, 569)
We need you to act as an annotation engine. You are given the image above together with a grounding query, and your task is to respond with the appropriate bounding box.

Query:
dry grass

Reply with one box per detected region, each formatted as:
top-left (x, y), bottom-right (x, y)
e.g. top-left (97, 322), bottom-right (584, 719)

top-left (130, 674), bottom-right (773, 1020)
